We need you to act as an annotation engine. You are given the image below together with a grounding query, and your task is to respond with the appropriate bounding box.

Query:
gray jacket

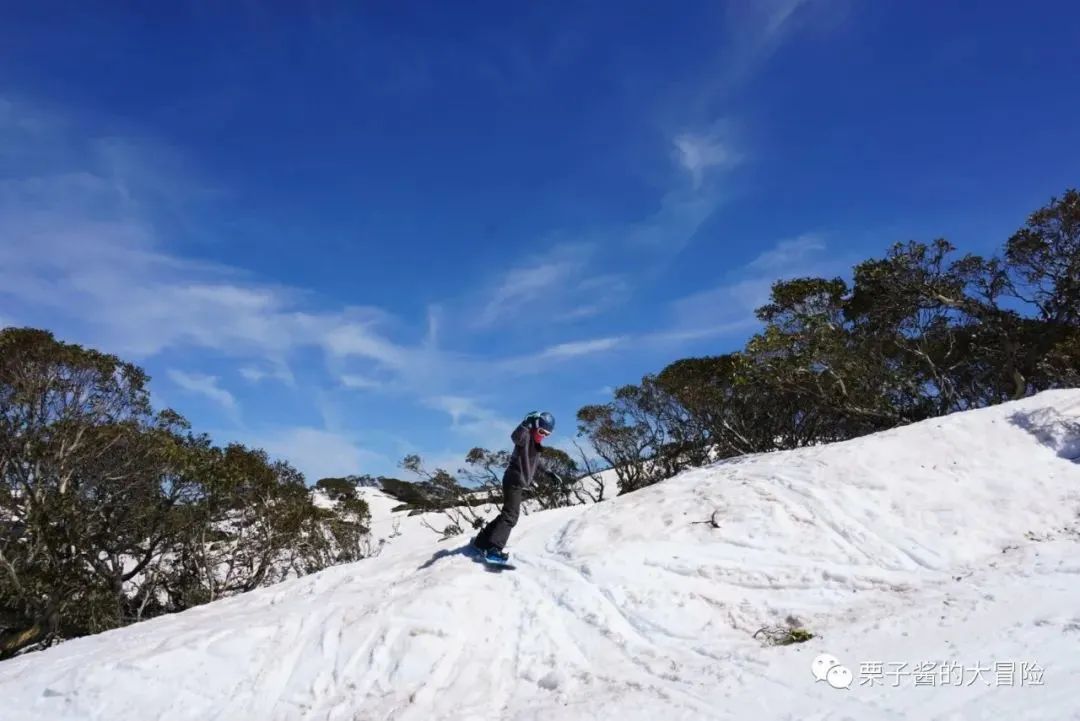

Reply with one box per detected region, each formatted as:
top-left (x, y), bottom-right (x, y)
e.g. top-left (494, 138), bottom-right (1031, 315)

top-left (504, 423), bottom-right (543, 487)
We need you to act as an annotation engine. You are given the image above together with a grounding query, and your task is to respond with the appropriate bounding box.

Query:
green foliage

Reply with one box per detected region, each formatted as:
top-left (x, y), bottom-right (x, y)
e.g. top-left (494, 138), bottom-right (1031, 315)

top-left (786, 628), bottom-right (814, 644)
top-left (1005, 189), bottom-right (1080, 327)
top-left (397, 454), bottom-right (494, 537)
top-left (315, 476), bottom-right (359, 501)
top-left (461, 447), bottom-right (511, 488)
top-left (754, 623), bottom-right (815, 646)
top-left (0, 328), bottom-right (378, 659)
top-left (393, 444), bottom-right (593, 535)
top-left (576, 393), bottom-right (667, 494)
top-left (576, 189), bottom-right (1080, 495)
top-left (379, 477), bottom-right (436, 509)
top-left (311, 495), bottom-right (373, 566)
top-left (531, 446), bottom-right (581, 509)
top-left (0, 329), bottom-right (184, 655)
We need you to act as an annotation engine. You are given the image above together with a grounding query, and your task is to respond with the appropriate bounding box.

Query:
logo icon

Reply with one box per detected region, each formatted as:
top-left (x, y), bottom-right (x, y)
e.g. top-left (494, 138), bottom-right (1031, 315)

top-left (811, 653), bottom-right (852, 690)
top-left (826, 664), bottom-right (853, 689)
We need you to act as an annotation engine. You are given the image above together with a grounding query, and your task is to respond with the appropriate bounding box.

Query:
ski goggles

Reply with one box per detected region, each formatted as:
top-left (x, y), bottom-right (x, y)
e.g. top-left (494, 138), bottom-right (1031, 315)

top-left (537, 427), bottom-right (552, 437)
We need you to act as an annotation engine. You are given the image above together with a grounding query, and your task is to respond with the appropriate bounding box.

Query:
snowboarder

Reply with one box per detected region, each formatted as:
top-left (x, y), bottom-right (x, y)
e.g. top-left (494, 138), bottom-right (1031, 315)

top-left (471, 410), bottom-right (555, 564)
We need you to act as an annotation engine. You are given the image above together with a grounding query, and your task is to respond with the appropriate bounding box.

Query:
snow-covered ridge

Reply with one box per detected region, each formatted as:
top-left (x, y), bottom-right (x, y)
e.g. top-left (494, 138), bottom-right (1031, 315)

top-left (4, 391), bottom-right (1080, 720)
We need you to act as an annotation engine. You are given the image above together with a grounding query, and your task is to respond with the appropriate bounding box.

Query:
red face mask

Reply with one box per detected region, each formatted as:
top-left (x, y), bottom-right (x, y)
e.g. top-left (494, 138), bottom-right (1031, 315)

top-left (532, 429), bottom-right (549, 444)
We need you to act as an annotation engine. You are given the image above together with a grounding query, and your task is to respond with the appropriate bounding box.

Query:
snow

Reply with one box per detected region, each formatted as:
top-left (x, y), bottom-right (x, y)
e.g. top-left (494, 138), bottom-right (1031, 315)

top-left (354, 479), bottom-right (602, 549)
top-left (3, 390), bottom-right (1080, 720)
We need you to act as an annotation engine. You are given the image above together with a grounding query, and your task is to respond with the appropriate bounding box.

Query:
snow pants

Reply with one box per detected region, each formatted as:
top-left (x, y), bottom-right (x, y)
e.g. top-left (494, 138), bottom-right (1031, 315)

top-left (474, 478), bottom-right (523, 551)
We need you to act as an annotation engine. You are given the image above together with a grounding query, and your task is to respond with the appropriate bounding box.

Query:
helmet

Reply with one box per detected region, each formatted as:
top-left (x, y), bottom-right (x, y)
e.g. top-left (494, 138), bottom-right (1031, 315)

top-left (526, 410), bottom-right (556, 435)
top-left (538, 411), bottom-right (555, 434)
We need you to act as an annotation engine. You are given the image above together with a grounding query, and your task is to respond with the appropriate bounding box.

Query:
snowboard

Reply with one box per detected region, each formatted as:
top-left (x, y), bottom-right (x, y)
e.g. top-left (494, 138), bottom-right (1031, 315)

top-left (467, 542), bottom-right (517, 570)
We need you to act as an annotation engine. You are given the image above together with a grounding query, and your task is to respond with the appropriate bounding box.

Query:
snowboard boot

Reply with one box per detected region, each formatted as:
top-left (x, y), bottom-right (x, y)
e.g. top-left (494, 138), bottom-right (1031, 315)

top-left (484, 547), bottom-right (511, 564)
top-left (469, 536), bottom-right (489, 554)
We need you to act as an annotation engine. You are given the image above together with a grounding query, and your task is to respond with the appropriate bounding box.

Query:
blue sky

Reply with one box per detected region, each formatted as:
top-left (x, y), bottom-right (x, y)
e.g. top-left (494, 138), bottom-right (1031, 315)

top-left (2, 1), bottom-right (1079, 480)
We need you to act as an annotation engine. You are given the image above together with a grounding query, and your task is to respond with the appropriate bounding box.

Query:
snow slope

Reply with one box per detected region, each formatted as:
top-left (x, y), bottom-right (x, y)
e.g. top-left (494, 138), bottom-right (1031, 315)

top-left (3, 391), bottom-right (1080, 721)
top-left (351, 477), bottom-right (607, 550)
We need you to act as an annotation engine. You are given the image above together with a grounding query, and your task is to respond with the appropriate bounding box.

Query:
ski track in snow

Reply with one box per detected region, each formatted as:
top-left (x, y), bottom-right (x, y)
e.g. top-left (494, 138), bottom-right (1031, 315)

top-left (3, 391), bottom-right (1080, 720)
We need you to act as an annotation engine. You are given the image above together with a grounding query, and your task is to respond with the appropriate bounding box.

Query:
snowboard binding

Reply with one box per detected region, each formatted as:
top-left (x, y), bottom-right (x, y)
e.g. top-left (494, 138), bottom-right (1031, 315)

top-left (469, 538), bottom-right (515, 569)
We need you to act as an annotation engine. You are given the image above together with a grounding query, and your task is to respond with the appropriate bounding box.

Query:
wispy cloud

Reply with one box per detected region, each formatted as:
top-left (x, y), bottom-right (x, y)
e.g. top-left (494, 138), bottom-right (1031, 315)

top-left (320, 318), bottom-right (410, 368)
top-left (426, 395), bottom-right (485, 426)
top-left (621, 189), bottom-right (719, 251)
top-left (493, 258), bottom-right (577, 305)
top-left (0, 97), bottom-right (464, 413)
top-left (0, 155), bottom-right (569, 418)
top-left (167, 370), bottom-right (238, 413)
top-left (242, 427), bottom-right (385, 481)
top-left (474, 246), bottom-right (584, 327)
top-left (660, 233), bottom-right (834, 343)
top-left (664, 0), bottom-right (837, 180)
top-left (424, 395), bottom-right (515, 450)
top-left (425, 304), bottom-right (442, 348)
top-left (460, 2), bottom-right (819, 333)
top-left (340, 374), bottom-right (382, 391)
top-left (668, 280), bottom-right (773, 328)
top-left (674, 127), bottom-right (741, 189)
top-left (714, 0), bottom-right (823, 91)
top-left (620, 2), bottom-right (836, 259)
top-left (239, 362), bottom-right (295, 386)
top-left (557, 274), bottom-right (631, 321)
top-left (471, 168), bottom-right (728, 301)
top-left (614, 125), bottom-right (742, 253)
top-left (466, 232), bottom-right (826, 362)
top-left (643, 317), bottom-right (762, 347)
top-left (2, 224), bottom-right (336, 362)
top-left (666, 234), bottom-right (830, 330)
top-left (0, 5), bottom-right (843, 480)
top-left (3, 96), bottom-right (617, 481)
top-left (736, 0), bottom-right (814, 53)
top-left (538, 336), bottom-right (625, 360)
top-left (472, 243), bottom-right (630, 329)
top-left (745, 233), bottom-right (826, 272)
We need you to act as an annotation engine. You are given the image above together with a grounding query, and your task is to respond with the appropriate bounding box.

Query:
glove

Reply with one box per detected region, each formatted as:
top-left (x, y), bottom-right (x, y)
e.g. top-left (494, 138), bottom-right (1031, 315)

top-left (523, 411), bottom-right (542, 430)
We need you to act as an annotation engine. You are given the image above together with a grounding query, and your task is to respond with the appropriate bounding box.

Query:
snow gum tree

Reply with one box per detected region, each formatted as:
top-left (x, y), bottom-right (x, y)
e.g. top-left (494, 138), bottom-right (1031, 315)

top-left (0, 329), bottom-right (372, 659)
top-left (575, 189), bottom-right (1080, 494)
